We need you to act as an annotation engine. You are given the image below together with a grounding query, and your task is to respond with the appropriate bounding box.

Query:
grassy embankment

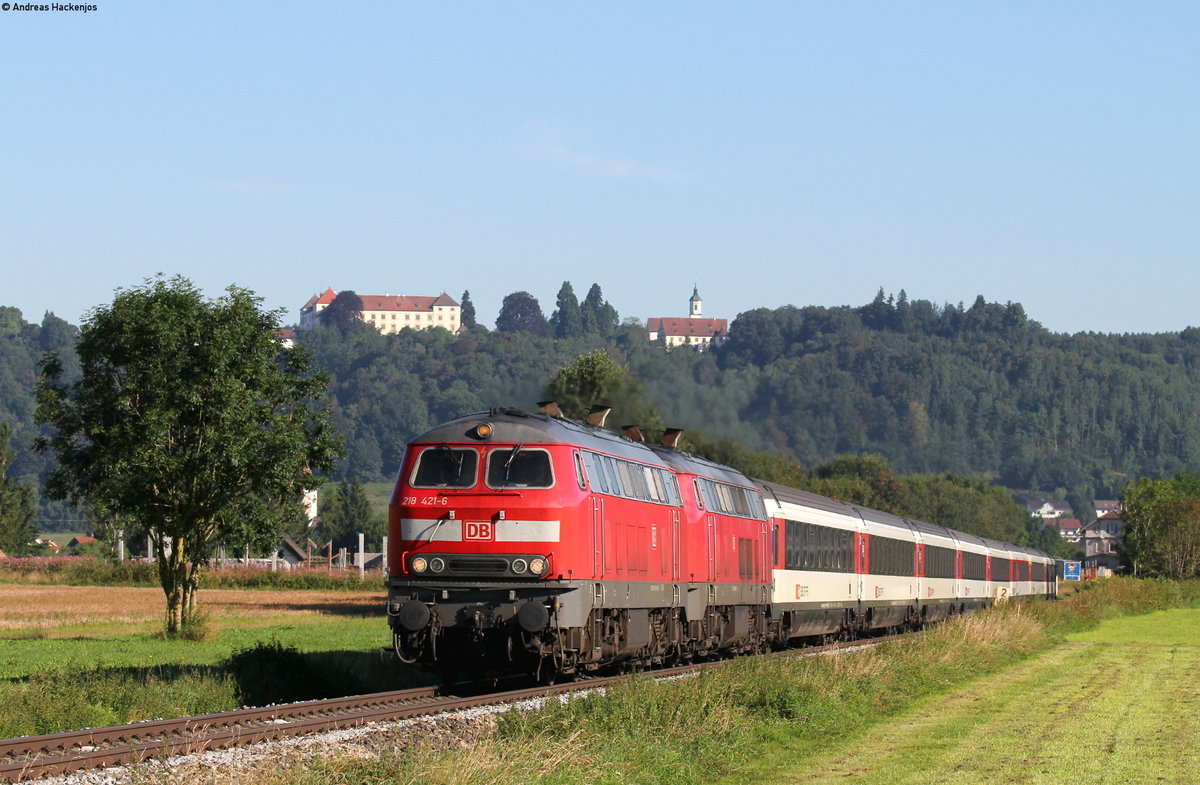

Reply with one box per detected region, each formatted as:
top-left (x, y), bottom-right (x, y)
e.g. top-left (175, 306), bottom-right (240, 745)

top-left (0, 561), bottom-right (425, 739)
top-left (254, 578), bottom-right (1200, 785)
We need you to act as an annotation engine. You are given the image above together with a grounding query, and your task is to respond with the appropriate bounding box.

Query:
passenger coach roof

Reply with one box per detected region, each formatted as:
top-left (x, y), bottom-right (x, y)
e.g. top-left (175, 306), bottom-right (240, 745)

top-left (905, 517), bottom-right (956, 542)
top-left (853, 505), bottom-right (917, 535)
top-left (754, 482), bottom-right (857, 518)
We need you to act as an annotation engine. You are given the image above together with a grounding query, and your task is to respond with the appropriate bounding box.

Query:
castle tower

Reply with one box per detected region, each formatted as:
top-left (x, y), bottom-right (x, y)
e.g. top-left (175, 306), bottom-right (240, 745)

top-left (689, 285), bottom-right (702, 318)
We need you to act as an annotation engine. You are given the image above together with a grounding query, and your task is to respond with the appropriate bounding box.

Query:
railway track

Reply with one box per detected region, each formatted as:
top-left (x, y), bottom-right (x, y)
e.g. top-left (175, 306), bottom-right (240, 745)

top-left (0, 635), bottom-right (895, 783)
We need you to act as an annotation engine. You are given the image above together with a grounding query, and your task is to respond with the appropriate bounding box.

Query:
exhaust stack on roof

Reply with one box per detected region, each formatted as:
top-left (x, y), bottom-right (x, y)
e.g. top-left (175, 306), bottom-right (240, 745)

top-left (537, 401), bottom-right (563, 417)
top-left (660, 428), bottom-right (684, 448)
top-left (622, 425), bottom-right (645, 443)
top-left (585, 405), bottom-right (612, 428)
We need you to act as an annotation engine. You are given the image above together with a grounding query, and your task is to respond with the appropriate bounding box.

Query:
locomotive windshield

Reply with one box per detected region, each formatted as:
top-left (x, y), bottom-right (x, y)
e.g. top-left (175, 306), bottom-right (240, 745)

top-left (410, 445), bottom-right (479, 488)
top-left (486, 447), bottom-right (554, 488)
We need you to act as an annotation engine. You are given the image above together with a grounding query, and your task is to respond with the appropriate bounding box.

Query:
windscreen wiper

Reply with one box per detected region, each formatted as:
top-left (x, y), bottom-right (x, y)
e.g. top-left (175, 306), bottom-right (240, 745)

top-left (439, 442), bottom-right (463, 477)
top-left (504, 443), bottom-right (525, 482)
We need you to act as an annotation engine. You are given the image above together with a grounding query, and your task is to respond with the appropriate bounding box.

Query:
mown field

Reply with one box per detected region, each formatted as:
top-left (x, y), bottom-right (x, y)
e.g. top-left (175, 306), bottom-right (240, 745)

top-left (0, 581), bottom-right (429, 738)
top-left (732, 606), bottom-right (1200, 784)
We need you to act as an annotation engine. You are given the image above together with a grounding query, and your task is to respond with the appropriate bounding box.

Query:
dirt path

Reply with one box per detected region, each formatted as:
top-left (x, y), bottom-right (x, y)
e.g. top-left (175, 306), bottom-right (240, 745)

top-left (748, 608), bottom-right (1200, 785)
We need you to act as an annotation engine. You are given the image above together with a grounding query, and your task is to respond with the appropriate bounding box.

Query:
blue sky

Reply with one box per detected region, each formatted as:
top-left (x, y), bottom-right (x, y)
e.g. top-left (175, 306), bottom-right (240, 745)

top-left (2, 2), bottom-right (1197, 335)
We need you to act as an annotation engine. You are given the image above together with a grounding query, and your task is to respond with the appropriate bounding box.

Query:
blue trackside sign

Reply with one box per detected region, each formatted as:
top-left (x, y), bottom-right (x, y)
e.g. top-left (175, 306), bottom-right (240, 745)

top-left (1064, 561), bottom-right (1082, 581)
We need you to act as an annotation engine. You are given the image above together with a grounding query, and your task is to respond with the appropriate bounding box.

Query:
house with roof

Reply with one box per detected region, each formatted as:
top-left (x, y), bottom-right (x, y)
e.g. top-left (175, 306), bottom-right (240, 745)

top-left (647, 286), bottom-right (728, 349)
top-left (299, 289), bottom-right (461, 335)
top-left (1093, 500), bottom-right (1121, 519)
top-left (1056, 518), bottom-right (1083, 543)
top-left (1029, 500), bottom-right (1073, 519)
top-left (1082, 512), bottom-right (1124, 573)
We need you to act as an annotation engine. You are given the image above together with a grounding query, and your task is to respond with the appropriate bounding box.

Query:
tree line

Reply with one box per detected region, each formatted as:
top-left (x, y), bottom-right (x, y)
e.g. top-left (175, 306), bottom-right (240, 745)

top-left (5, 283), bottom-right (1200, 550)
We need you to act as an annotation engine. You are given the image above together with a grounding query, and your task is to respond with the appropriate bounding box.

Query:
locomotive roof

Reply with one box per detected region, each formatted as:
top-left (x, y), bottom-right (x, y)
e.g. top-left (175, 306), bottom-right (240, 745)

top-left (650, 446), bottom-right (758, 488)
top-left (413, 409), bottom-right (761, 488)
top-left (410, 409), bottom-right (670, 465)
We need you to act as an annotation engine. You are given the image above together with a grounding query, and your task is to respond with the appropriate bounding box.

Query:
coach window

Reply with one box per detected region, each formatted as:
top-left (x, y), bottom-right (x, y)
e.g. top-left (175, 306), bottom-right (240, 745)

top-left (693, 479), bottom-right (705, 510)
top-left (410, 446), bottom-right (478, 489)
top-left (485, 447), bottom-right (554, 489)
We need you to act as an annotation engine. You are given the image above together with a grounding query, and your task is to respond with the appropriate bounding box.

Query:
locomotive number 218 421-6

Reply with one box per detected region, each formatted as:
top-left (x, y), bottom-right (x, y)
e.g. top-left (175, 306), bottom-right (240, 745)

top-left (400, 496), bottom-right (450, 506)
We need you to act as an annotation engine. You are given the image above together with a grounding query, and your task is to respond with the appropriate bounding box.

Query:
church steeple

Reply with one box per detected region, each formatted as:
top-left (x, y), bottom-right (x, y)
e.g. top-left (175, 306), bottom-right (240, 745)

top-left (689, 285), bottom-right (702, 318)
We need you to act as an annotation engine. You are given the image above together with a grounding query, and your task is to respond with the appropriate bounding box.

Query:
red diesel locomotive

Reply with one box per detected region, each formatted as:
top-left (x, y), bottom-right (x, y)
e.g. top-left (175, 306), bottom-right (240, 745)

top-left (385, 405), bottom-right (1055, 678)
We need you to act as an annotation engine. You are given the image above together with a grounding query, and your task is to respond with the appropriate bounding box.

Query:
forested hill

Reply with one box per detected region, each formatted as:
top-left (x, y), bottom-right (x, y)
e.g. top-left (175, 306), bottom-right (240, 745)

top-left (709, 292), bottom-right (1200, 500)
top-left (4, 291), bottom-right (1200, 527)
top-left (297, 290), bottom-right (1199, 504)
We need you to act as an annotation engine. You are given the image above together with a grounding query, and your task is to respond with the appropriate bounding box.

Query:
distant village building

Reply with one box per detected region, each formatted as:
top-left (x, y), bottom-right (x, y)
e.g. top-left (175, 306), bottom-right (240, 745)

top-left (1029, 500), bottom-right (1073, 519)
top-left (647, 286), bottom-right (729, 348)
top-left (1083, 512), bottom-right (1124, 572)
top-left (1093, 500), bottom-right (1121, 519)
top-left (299, 288), bottom-right (461, 334)
top-left (1056, 519), bottom-right (1083, 543)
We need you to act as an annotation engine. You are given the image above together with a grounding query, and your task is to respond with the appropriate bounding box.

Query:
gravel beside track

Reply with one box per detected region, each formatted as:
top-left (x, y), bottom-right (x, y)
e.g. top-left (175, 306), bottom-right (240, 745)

top-left (5, 636), bottom-right (895, 785)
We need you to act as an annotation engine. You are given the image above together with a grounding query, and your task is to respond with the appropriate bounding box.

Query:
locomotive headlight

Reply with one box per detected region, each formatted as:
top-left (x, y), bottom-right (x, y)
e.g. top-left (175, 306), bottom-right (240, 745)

top-left (429, 557), bottom-right (446, 573)
top-left (510, 558), bottom-right (528, 574)
top-left (410, 557), bottom-right (428, 574)
top-left (472, 422), bottom-right (494, 440)
top-left (528, 557), bottom-right (548, 576)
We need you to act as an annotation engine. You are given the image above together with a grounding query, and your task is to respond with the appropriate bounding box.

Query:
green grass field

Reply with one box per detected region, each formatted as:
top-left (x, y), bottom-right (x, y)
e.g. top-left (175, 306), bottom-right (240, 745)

top-left (732, 607), bottom-right (1200, 785)
top-left (0, 585), bottom-right (431, 739)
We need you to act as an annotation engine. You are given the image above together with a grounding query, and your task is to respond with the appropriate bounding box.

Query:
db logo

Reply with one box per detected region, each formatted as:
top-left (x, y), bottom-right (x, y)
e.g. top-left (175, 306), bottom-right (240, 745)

top-left (464, 522), bottom-right (494, 541)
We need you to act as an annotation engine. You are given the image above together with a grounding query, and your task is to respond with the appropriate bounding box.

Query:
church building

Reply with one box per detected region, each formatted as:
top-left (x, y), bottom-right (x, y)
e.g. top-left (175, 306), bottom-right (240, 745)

top-left (646, 286), bottom-right (728, 348)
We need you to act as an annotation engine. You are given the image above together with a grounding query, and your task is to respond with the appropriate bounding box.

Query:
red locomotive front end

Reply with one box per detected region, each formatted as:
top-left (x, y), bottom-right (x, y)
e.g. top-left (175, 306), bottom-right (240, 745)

top-left (386, 405), bottom-right (774, 679)
top-left (386, 408), bottom-right (593, 675)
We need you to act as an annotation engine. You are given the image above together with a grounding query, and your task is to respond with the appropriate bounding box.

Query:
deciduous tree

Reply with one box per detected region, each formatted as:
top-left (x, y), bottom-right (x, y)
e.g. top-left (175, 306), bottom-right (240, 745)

top-left (0, 421), bottom-right (36, 555)
top-left (495, 291), bottom-right (549, 336)
top-left (545, 350), bottom-right (663, 434)
top-left (320, 290), bottom-right (364, 331)
top-left (1122, 473), bottom-right (1200, 579)
top-left (36, 277), bottom-right (342, 633)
